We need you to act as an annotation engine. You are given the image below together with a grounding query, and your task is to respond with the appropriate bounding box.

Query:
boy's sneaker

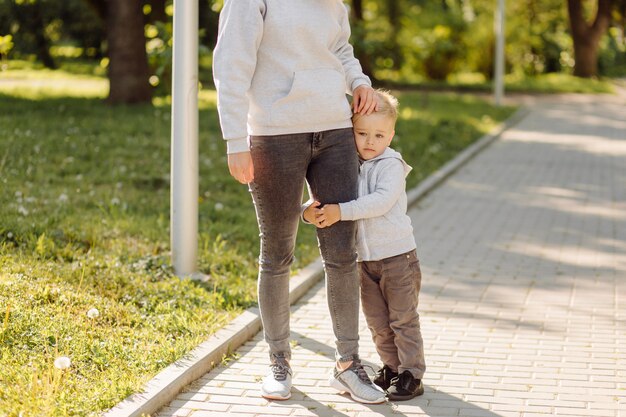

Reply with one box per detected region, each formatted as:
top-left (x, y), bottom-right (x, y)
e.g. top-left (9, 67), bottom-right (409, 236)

top-left (387, 370), bottom-right (424, 400)
top-left (260, 353), bottom-right (292, 400)
top-left (373, 364), bottom-right (398, 391)
top-left (329, 359), bottom-right (386, 404)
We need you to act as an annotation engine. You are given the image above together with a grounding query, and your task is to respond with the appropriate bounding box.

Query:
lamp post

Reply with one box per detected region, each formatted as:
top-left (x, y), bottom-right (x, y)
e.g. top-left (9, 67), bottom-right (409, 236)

top-left (494, 0), bottom-right (505, 106)
top-left (170, 0), bottom-right (199, 277)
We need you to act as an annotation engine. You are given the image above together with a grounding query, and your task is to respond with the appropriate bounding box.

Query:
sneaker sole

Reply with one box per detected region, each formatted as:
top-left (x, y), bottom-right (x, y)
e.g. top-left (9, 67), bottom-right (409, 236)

top-left (387, 388), bottom-right (424, 401)
top-left (260, 390), bottom-right (291, 401)
top-left (329, 377), bottom-right (386, 404)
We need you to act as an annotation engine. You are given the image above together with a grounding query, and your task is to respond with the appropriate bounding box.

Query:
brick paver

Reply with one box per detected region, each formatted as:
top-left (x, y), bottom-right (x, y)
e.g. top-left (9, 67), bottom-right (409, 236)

top-left (156, 93), bottom-right (626, 417)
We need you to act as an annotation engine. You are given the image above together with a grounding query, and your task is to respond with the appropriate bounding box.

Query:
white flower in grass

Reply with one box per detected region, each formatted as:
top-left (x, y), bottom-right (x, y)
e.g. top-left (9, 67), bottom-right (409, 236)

top-left (110, 197), bottom-right (120, 206)
top-left (17, 205), bottom-right (28, 216)
top-left (87, 308), bottom-right (100, 319)
top-left (54, 356), bottom-right (71, 370)
top-left (214, 202), bottom-right (224, 211)
top-left (58, 193), bottom-right (69, 203)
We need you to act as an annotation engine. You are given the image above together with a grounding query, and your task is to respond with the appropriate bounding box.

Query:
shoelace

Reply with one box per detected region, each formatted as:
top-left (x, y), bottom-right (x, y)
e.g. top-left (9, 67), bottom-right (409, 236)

top-left (375, 366), bottom-right (391, 380)
top-left (270, 362), bottom-right (290, 381)
top-left (391, 372), bottom-right (413, 390)
top-left (269, 353), bottom-right (291, 381)
top-left (345, 360), bottom-right (375, 385)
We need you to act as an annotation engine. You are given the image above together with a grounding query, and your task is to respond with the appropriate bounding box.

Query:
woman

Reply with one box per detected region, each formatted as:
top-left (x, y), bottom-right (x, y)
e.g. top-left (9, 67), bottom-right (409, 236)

top-left (213, 0), bottom-right (384, 404)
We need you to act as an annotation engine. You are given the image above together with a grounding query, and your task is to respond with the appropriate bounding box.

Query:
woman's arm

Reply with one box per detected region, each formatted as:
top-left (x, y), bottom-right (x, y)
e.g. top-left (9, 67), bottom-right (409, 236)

top-left (333, 4), bottom-right (370, 95)
top-left (213, 0), bottom-right (265, 155)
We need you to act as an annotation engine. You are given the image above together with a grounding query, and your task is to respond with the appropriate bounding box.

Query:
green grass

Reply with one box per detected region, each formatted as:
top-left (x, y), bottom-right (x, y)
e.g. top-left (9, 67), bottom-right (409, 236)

top-left (504, 72), bottom-right (615, 93)
top-left (377, 70), bottom-right (616, 94)
top-left (0, 64), bottom-right (514, 416)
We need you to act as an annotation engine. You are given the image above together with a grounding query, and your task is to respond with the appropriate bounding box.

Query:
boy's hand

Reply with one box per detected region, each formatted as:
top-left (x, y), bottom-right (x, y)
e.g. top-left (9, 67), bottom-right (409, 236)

top-left (304, 201), bottom-right (323, 227)
top-left (318, 204), bottom-right (341, 227)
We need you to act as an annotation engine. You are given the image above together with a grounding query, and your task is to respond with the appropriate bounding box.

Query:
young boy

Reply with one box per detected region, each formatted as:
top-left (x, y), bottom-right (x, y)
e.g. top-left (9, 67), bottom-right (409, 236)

top-left (304, 90), bottom-right (426, 400)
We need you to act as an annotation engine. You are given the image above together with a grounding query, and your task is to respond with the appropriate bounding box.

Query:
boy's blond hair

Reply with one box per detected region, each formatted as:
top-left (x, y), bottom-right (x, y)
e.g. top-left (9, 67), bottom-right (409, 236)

top-left (353, 89), bottom-right (399, 123)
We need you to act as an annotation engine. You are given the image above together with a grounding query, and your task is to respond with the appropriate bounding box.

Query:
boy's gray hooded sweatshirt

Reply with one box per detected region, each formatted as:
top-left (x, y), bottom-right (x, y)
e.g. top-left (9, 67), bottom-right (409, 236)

top-left (339, 147), bottom-right (416, 262)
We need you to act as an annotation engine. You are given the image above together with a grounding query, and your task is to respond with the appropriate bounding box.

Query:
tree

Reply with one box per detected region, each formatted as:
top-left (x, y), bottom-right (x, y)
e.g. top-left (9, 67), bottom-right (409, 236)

top-left (567, 0), bottom-right (613, 77)
top-left (348, 0), bottom-right (376, 79)
top-left (3, 0), bottom-right (57, 69)
top-left (103, 0), bottom-right (152, 103)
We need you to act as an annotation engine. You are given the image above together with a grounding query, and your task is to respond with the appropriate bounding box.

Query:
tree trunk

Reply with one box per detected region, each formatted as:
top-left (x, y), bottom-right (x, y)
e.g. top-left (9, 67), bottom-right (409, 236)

top-left (572, 37), bottom-right (601, 77)
top-left (83, 0), bottom-right (106, 20)
top-left (147, 0), bottom-right (167, 23)
top-left (567, 0), bottom-right (613, 78)
top-left (349, 0), bottom-right (376, 81)
top-left (386, 0), bottom-right (402, 70)
top-left (200, 0), bottom-right (219, 50)
top-left (21, 2), bottom-right (56, 69)
top-left (105, 0), bottom-right (152, 103)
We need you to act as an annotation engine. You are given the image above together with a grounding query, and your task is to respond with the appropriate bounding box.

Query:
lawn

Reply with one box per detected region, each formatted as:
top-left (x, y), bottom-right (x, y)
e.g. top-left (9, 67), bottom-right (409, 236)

top-left (377, 71), bottom-right (616, 94)
top-left (0, 65), bottom-right (515, 416)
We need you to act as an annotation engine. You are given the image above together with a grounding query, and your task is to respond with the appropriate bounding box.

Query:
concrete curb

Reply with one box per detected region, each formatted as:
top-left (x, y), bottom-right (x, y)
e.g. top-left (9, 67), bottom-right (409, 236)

top-left (103, 106), bottom-right (529, 417)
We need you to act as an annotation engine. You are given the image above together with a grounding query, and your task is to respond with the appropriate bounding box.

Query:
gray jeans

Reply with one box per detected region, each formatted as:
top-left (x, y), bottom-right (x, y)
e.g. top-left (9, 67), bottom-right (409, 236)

top-left (248, 128), bottom-right (360, 362)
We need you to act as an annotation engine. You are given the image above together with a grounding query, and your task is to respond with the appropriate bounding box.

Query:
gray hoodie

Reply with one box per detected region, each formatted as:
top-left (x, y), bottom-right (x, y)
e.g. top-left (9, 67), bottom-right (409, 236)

top-left (213, 0), bottom-right (371, 154)
top-left (339, 147), bottom-right (416, 261)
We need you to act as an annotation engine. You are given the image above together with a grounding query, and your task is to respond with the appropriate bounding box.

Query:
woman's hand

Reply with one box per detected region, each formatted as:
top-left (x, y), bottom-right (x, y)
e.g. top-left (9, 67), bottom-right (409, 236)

top-left (228, 151), bottom-right (255, 184)
top-left (352, 85), bottom-right (377, 115)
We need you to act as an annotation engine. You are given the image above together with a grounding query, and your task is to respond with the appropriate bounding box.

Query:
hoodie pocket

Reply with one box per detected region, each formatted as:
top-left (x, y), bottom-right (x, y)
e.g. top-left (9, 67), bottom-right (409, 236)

top-left (270, 68), bottom-right (352, 127)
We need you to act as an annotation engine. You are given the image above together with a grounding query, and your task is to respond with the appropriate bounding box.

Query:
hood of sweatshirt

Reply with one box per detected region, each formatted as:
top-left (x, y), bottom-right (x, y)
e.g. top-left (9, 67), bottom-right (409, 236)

top-left (361, 146), bottom-right (412, 177)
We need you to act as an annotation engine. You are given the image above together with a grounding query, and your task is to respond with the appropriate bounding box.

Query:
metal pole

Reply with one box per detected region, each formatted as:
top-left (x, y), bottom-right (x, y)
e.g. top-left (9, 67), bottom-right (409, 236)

top-left (494, 0), bottom-right (505, 106)
top-left (171, 0), bottom-right (198, 277)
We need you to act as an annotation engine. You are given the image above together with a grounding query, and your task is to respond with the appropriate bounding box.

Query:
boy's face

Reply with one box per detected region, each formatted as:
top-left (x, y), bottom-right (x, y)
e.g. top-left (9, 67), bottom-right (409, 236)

top-left (353, 113), bottom-right (395, 160)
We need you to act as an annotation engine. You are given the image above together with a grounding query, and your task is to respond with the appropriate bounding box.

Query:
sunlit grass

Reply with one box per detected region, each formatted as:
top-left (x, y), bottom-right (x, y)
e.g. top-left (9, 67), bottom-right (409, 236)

top-left (0, 64), bottom-right (515, 416)
top-left (376, 69), bottom-right (616, 94)
top-left (0, 60), bottom-right (108, 99)
top-left (505, 72), bottom-right (615, 93)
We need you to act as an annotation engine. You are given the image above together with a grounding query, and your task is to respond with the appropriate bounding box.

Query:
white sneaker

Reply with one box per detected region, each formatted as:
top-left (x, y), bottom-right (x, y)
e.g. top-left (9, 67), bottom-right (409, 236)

top-left (329, 359), bottom-right (386, 404)
top-left (260, 353), bottom-right (292, 400)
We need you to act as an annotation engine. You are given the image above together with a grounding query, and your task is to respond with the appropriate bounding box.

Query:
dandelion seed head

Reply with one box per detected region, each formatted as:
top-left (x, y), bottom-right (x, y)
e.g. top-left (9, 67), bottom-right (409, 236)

top-left (87, 308), bottom-right (100, 319)
top-left (58, 193), bottom-right (69, 203)
top-left (54, 356), bottom-right (71, 370)
top-left (110, 197), bottom-right (120, 206)
top-left (17, 205), bottom-right (29, 216)
top-left (214, 202), bottom-right (224, 211)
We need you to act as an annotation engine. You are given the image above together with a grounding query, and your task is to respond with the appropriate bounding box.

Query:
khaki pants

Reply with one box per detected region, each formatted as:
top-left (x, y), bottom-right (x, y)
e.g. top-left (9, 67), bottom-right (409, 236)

top-left (359, 249), bottom-right (426, 379)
